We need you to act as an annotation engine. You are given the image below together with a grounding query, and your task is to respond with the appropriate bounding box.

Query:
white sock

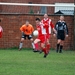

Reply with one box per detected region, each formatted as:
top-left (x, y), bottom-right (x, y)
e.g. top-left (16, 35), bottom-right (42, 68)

top-left (19, 43), bottom-right (23, 49)
top-left (31, 42), bottom-right (35, 49)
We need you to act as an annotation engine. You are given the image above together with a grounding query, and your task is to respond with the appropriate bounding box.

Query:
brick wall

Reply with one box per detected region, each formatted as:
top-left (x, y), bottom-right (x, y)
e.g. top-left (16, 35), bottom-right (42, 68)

top-left (0, 14), bottom-right (74, 50)
top-left (0, 0), bottom-right (74, 14)
top-left (0, 0), bottom-right (74, 3)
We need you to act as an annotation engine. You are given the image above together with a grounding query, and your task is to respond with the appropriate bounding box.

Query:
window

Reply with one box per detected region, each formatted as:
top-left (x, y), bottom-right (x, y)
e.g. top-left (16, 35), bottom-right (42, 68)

top-left (55, 3), bottom-right (74, 15)
top-left (40, 6), bottom-right (47, 14)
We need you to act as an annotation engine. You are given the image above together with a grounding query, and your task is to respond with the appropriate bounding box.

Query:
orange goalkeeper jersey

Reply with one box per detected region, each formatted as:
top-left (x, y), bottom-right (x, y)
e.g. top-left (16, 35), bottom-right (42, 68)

top-left (20, 24), bottom-right (34, 35)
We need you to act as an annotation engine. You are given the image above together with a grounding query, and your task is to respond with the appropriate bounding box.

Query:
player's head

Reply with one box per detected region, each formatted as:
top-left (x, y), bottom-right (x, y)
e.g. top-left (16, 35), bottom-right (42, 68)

top-left (25, 20), bottom-right (29, 26)
top-left (35, 18), bottom-right (41, 25)
top-left (60, 15), bottom-right (64, 21)
top-left (44, 14), bottom-right (48, 19)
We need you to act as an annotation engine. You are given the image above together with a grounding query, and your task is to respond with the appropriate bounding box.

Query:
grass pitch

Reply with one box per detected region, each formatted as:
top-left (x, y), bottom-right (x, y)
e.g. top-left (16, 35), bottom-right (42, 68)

top-left (0, 48), bottom-right (75, 75)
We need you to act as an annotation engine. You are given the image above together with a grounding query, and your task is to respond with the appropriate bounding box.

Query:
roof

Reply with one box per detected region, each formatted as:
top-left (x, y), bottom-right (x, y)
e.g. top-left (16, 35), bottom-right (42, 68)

top-left (54, 10), bottom-right (74, 15)
top-left (61, 10), bottom-right (74, 15)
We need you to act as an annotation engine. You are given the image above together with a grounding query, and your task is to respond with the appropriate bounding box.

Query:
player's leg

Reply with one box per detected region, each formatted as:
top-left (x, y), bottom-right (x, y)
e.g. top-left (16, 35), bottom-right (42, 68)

top-left (19, 38), bottom-right (25, 50)
top-left (59, 33), bottom-right (65, 53)
top-left (56, 33), bottom-right (61, 53)
top-left (46, 39), bottom-right (50, 53)
top-left (56, 39), bottom-right (61, 53)
top-left (39, 43), bottom-right (42, 53)
top-left (39, 35), bottom-right (48, 58)
top-left (33, 39), bottom-right (40, 52)
top-left (30, 38), bottom-right (35, 49)
top-left (28, 35), bottom-right (39, 51)
top-left (41, 43), bottom-right (48, 58)
top-left (19, 33), bottom-right (26, 50)
top-left (46, 34), bottom-right (50, 54)
top-left (59, 40), bottom-right (64, 53)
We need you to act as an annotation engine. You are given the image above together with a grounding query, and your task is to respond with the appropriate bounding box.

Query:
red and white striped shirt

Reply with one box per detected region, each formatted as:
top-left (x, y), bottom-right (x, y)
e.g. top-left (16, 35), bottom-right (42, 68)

top-left (36, 22), bottom-right (47, 36)
top-left (41, 18), bottom-right (54, 34)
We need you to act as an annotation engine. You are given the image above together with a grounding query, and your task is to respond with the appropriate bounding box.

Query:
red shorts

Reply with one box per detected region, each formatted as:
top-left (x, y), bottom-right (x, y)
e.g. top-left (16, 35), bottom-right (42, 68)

top-left (37, 34), bottom-right (51, 43)
top-left (37, 35), bottom-right (46, 43)
top-left (0, 31), bottom-right (2, 38)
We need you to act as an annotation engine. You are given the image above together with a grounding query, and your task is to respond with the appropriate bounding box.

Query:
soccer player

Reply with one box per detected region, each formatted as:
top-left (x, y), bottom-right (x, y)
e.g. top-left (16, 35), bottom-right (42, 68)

top-left (54, 15), bottom-right (68, 53)
top-left (34, 18), bottom-right (48, 58)
top-left (41, 14), bottom-right (57, 53)
top-left (0, 26), bottom-right (3, 38)
top-left (19, 20), bottom-right (34, 50)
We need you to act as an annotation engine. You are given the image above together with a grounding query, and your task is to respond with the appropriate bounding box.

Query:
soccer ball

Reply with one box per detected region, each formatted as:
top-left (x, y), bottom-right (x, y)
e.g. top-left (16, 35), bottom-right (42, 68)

top-left (33, 30), bottom-right (38, 36)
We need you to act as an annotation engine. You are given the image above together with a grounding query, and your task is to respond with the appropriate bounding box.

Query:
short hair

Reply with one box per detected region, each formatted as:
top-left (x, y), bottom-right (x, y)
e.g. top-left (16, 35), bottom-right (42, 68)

top-left (44, 13), bottom-right (48, 16)
top-left (35, 18), bottom-right (41, 21)
top-left (60, 15), bottom-right (64, 17)
top-left (26, 20), bottom-right (29, 22)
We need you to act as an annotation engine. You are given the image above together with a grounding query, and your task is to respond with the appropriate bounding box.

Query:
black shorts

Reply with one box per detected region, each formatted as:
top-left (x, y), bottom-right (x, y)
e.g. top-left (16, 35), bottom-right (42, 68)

top-left (57, 32), bottom-right (65, 40)
top-left (22, 33), bottom-right (32, 40)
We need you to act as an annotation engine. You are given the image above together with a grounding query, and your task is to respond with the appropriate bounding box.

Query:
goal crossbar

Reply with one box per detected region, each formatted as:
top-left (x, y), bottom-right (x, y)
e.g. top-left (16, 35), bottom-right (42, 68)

top-left (0, 2), bottom-right (74, 7)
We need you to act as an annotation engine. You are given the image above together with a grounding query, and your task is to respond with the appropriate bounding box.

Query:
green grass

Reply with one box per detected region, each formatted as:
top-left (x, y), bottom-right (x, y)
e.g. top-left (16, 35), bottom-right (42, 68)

top-left (0, 48), bottom-right (75, 75)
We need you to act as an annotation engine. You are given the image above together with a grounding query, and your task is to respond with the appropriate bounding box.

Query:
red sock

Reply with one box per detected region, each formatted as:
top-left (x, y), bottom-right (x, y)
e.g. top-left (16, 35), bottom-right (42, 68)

top-left (47, 44), bottom-right (50, 53)
top-left (34, 43), bottom-right (39, 50)
top-left (42, 48), bottom-right (47, 55)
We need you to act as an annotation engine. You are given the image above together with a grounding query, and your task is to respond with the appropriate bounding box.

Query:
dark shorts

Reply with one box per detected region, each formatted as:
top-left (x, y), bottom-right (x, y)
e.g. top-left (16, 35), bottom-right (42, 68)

top-left (57, 31), bottom-right (65, 40)
top-left (22, 33), bottom-right (32, 40)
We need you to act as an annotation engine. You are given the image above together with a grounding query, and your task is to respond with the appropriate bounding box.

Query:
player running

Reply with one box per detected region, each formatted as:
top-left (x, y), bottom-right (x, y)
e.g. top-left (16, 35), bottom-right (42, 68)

top-left (41, 14), bottom-right (57, 53)
top-left (19, 20), bottom-right (34, 50)
top-left (54, 16), bottom-right (68, 53)
top-left (0, 26), bottom-right (3, 38)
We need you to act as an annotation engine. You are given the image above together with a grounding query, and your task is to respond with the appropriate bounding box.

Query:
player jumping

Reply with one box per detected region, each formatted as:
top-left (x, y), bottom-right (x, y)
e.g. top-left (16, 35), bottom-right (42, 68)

top-left (34, 18), bottom-right (50, 58)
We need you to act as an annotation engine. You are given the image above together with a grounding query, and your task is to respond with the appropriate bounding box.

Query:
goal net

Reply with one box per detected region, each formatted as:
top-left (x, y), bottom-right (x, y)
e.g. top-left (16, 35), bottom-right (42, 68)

top-left (0, 2), bottom-right (74, 15)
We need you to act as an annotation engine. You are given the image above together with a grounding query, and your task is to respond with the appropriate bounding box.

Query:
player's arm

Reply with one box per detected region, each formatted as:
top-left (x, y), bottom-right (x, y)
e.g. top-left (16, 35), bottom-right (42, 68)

top-left (0, 26), bottom-right (3, 32)
top-left (0, 26), bottom-right (3, 38)
top-left (20, 25), bottom-right (25, 35)
top-left (50, 21), bottom-right (57, 34)
top-left (64, 23), bottom-right (68, 37)
top-left (41, 21), bottom-right (49, 28)
top-left (31, 25), bottom-right (34, 33)
top-left (31, 25), bottom-right (34, 36)
top-left (20, 25), bottom-right (24, 32)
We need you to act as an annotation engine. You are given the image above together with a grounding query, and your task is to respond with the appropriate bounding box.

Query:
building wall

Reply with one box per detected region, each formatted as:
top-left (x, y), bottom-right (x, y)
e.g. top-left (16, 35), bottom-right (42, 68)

top-left (0, 0), bottom-right (74, 14)
top-left (0, 14), bottom-right (74, 50)
top-left (0, 0), bottom-right (74, 3)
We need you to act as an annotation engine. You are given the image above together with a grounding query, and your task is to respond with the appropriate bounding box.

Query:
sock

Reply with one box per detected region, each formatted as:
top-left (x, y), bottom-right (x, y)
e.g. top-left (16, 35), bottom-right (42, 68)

top-left (47, 44), bottom-right (50, 53)
top-left (34, 43), bottom-right (39, 50)
top-left (60, 45), bottom-right (63, 53)
top-left (42, 47), bottom-right (47, 55)
top-left (57, 44), bottom-right (60, 50)
top-left (19, 42), bottom-right (23, 49)
top-left (31, 42), bottom-right (35, 49)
